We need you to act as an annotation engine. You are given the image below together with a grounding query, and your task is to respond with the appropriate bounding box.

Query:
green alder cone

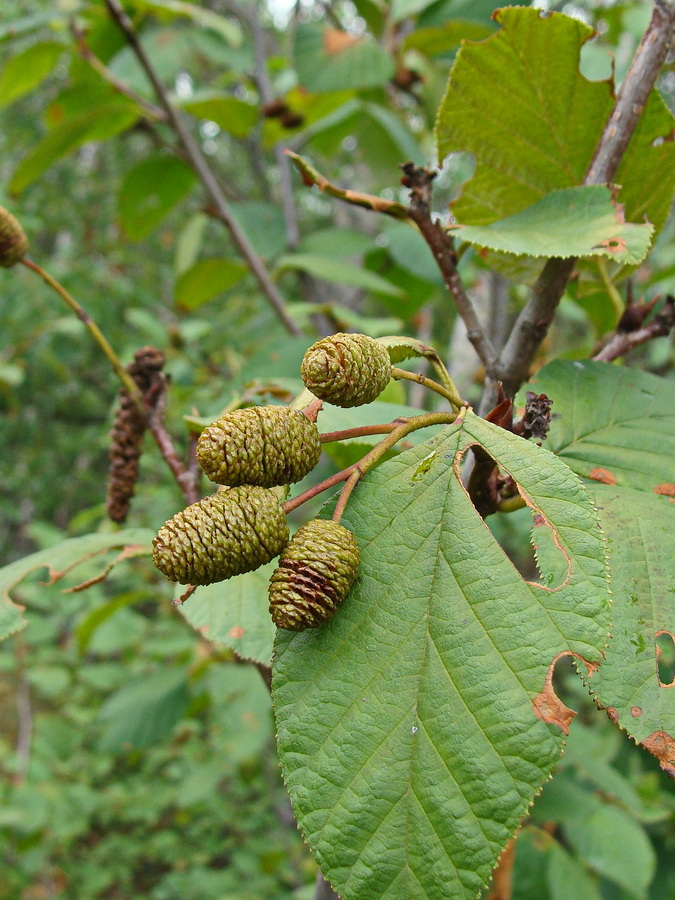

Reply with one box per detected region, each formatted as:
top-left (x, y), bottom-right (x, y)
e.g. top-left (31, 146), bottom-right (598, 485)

top-left (269, 519), bottom-right (360, 631)
top-left (0, 205), bottom-right (28, 267)
top-left (153, 486), bottom-right (289, 585)
top-left (300, 332), bottom-right (391, 407)
top-left (196, 405), bottom-right (322, 487)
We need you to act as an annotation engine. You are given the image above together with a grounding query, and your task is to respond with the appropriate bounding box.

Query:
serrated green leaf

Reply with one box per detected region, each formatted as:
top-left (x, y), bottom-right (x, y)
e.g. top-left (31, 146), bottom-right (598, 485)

top-left (97, 668), bottom-right (190, 751)
top-left (453, 186), bottom-right (653, 265)
top-left (179, 563), bottom-right (276, 665)
top-left (275, 253), bottom-right (405, 297)
top-left (0, 41), bottom-right (66, 111)
top-left (10, 103), bottom-right (139, 195)
top-left (294, 24), bottom-right (395, 92)
top-left (525, 361), bottom-right (675, 776)
top-left (118, 154), bottom-right (196, 240)
top-left (175, 257), bottom-right (248, 309)
top-left (0, 530), bottom-right (154, 644)
top-left (134, 0), bottom-right (242, 46)
top-left (180, 93), bottom-right (258, 137)
top-left (273, 410), bottom-right (610, 900)
top-left (435, 7), bottom-right (675, 277)
top-left (377, 335), bottom-right (444, 364)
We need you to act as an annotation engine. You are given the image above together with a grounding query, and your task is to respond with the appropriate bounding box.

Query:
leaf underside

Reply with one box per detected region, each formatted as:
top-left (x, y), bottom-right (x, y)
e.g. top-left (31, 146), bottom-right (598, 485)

top-left (273, 411), bottom-right (610, 899)
top-left (526, 361), bottom-right (675, 776)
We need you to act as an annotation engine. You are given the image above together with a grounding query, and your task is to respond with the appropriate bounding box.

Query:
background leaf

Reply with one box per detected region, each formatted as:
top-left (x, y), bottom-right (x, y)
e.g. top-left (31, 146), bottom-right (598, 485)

top-left (0, 41), bottom-right (66, 111)
top-left (0, 530), bottom-right (153, 643)
top-left (117, 154), bottom-right (197, 240)
top-left (275, 253), bottom-right (405, 297)
top-left (294, 24), bottom-right (395, 92)
top-left (273, 411), bottom-right (610, 899)
top-left (175, 257), bottom-right (248, 309)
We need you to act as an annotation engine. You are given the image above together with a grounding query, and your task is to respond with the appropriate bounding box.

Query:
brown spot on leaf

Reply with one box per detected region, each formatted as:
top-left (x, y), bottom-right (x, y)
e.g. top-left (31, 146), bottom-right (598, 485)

top-left (642, 730), bottom-right (675, 778)
top-left (597, 236), bottom-right (627, 254)
top-left (229, 626), bottom-right (245, 639)
top-left (533, 652), bottom-right (577, 734)
top-left (588, 467), bottom-right (617, 485)
top-left (630, 706), bottom-right (642, 717)
top-left (606, 707), bottom-right (619, 723)
top-left (323, 28), bottom-right (360, 55)
top-left (654, 483), bottom-right (675, 496)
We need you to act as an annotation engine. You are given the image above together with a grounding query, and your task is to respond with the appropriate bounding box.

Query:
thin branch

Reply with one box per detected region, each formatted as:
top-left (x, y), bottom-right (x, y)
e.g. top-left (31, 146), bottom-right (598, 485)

top-left (593, 295), bottom-right (675, 362)
top-left (147, 398), bottom-right (200, 506)
top-left (21, 257), bottom-right (145, 410)
top-left (492, 0), bottom-right (675, 404)
top-left (401, 163), bottom-right (497, 371)
top-left (103, 0), bottom-right (302, 337)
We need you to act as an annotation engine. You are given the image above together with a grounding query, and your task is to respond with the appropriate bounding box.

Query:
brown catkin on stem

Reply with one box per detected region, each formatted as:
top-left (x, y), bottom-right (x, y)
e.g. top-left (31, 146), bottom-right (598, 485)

top-left (106, 347), bottom-right (166, 523)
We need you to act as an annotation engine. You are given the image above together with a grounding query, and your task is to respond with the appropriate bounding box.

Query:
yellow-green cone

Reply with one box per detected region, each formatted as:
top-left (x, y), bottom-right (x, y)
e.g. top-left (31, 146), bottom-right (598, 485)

top-left (153, 486), bottom-right (289, 585)
top-left (0, 206), bottom-right (28, 267)
top-left (196, 405), bottom-right (321, 487)
top-left (301, 332), bottom-right (391, 407)
top-left (269, 519), bottom-right (359, 631)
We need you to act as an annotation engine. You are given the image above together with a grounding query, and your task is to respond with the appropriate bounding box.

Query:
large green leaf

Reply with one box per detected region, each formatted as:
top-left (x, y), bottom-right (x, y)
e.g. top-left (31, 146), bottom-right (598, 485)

top-left (0, 41), bottom-right (66, 111)
top-left (10, 103), bottom-right (140, 195)
top-left (179, 562), bottom-right (277, 665)
top-left (0, 530), bottom-right (154, 643)
top-left (273, 411), bottom-right (610, 899)
top-left (525, 361), bottom-right (675, 776)
top-left (435, 7), bottom-right (675, 254)
top-left (117, 154), bottom-right (197, 240)
top-left (294, 24), bottom-right (395, 92)
top-left (453, 186), bottom-right (653, 265)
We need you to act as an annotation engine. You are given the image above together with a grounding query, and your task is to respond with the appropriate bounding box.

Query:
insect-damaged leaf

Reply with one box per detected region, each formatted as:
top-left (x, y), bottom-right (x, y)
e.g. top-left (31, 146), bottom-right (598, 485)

top-left (273, 411), bottom-right (610, 899)
top-left (525, 361), bottom-right (675, 776)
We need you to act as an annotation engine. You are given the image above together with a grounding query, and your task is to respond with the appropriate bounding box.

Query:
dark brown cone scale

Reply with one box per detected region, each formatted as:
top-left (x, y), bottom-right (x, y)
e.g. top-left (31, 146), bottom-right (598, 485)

top-left (269, 519), bottom-right (359, 631)
top-left (153, 485), bottom-right (289, 586)
top-left (106, 347), bottom-right (166, 524)
top-left (196, 405), bottom-right (321, 487)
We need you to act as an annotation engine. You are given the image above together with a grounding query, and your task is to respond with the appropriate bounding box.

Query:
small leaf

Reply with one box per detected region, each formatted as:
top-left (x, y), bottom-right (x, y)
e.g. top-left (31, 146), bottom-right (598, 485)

top-left (275, 252), bottom-right (405, 297)
top-left (175, 258), bottom-right (248, 309)
top-left (274, 411), bottom-right (610, 899)
top-left (10, 103), bottom-right (139, 195)
top-left (118, 154), bottom-right (196, 240)
top-left (0, 530), bottom-right (154, 643)
top-left (180, 93), bottom-right (257, 137)
top-left (134, 0), bottom-right (242, 46)
top-left (97, 669), bottom-right (190, 751)
top-left (179, 563), bottom-right (277, 665)
top-left (377, 334), bottom-right (443, 364)
top-left (0, 41), bottom-right (66, 111)
top-left (294, 24), bottom-right (395, 92)
top-left (453, 186), bottom-right (653, 265)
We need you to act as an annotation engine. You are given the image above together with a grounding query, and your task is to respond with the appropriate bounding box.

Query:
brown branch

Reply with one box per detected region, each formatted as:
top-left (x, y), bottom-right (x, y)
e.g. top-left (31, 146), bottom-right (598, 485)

top-left (401, 163), bottom-right (497, 371)
top-left (593, 295), bottom-right (675, 362)
top-left (490, 0), bottom-right (675, 405)
top-left (146, 385), bottom-right (200, 506)
top-left (103, 0), bottom-right (302, 337)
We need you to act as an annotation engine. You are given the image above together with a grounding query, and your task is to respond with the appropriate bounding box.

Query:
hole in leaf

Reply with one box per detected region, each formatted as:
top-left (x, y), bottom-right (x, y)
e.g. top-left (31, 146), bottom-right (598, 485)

top-left (463, 446), bottom-right (568, 589)
top-left (656, 631), bottom-right (675, 687)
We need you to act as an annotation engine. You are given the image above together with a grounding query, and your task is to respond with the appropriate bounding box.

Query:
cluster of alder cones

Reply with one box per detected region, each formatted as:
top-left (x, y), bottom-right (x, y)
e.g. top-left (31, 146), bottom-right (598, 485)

top-left (153, 333), bottom-right (393, 632)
